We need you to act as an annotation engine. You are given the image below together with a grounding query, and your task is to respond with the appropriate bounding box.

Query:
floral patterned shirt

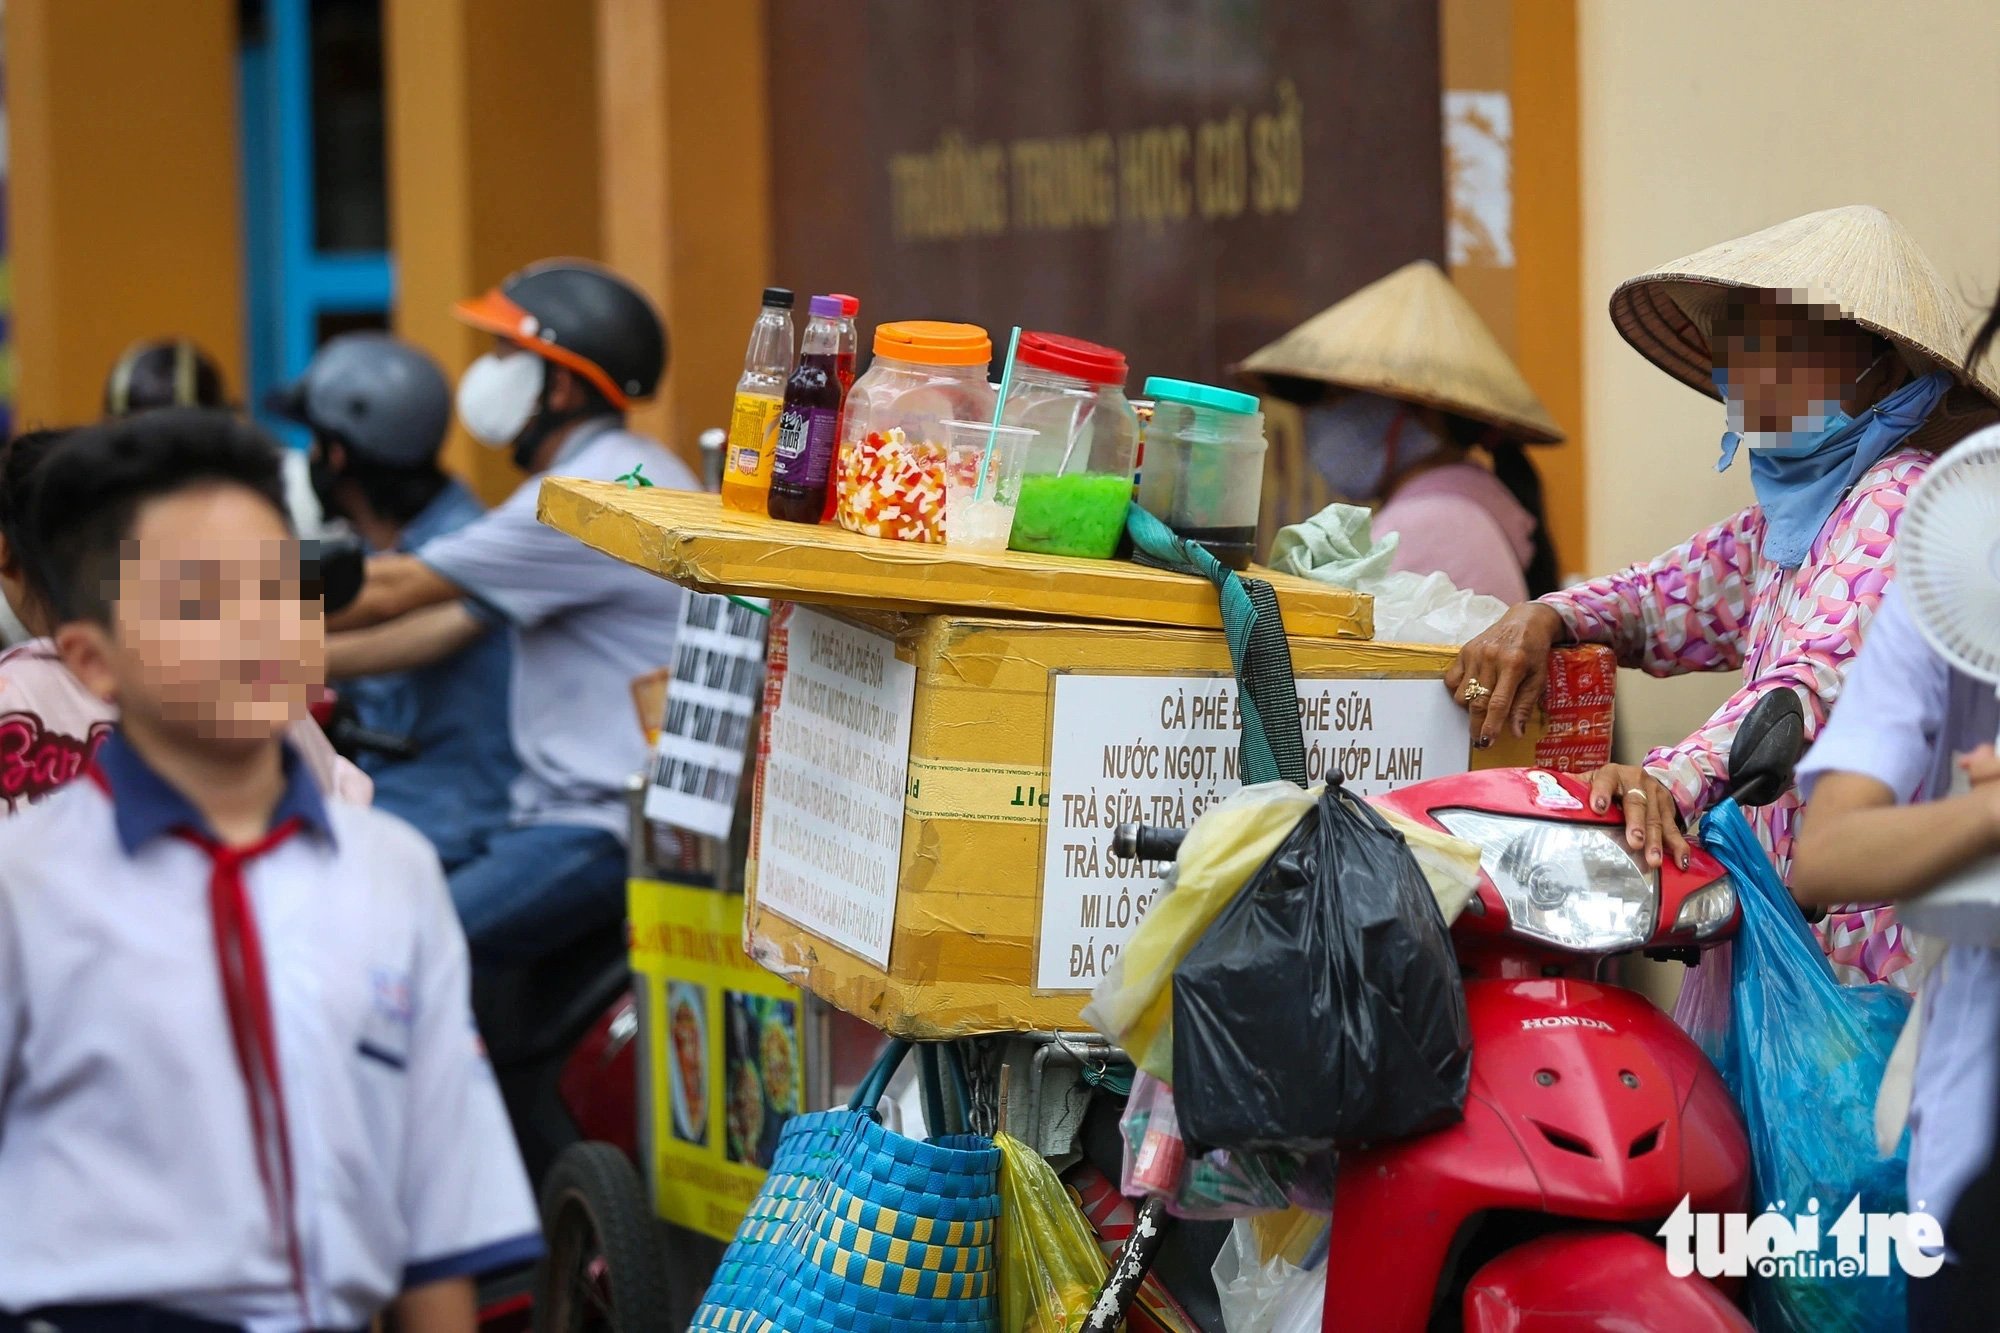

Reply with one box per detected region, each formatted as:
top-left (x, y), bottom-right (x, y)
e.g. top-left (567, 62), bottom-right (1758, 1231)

top-left (1540, 448), bottom-right (1932, 990)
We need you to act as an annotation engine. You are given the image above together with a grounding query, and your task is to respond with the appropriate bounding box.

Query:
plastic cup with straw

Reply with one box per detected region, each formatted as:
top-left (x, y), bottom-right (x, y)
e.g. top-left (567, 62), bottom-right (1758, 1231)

top-left (975, 326), bottom-right (1024, 503)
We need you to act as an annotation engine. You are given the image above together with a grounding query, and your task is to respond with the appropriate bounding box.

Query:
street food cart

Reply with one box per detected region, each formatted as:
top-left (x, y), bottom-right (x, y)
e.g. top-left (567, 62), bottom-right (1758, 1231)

top-left (535, 481), bottom-right (1616, 1318)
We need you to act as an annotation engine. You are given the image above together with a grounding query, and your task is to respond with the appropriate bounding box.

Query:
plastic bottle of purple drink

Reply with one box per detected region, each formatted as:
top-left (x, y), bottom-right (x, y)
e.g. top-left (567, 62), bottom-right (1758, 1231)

top-left (768, 294), bottom-right (846, 523)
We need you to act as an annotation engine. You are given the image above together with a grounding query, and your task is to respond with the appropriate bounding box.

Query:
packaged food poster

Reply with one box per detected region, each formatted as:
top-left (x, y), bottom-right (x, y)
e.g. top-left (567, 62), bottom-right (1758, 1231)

top-left (629, 876), bottom-right (805, 1241)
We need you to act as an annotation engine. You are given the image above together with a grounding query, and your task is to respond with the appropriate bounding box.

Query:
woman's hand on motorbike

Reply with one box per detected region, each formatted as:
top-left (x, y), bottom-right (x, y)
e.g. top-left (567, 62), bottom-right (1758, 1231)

top-left (1587, 763), bottom-right (1691, 871)
top-left (1445, 602), bottom-right (1566, 748)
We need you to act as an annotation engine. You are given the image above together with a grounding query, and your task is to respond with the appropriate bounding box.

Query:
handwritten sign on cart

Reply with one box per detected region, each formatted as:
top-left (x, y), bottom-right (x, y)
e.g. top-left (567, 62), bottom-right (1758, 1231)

top-left (753, 605), bottom-right (917, 968)
top-left (1036, 673), bottom-right (1470, 990)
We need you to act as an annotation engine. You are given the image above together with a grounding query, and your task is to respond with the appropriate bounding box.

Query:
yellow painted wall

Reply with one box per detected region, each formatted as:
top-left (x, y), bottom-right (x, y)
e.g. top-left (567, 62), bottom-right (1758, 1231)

top-left (8, 0), bottom-right (244, 429)
top-left (1578, 1), bottom-right (2000, 760)
top-left (1440, 0), bottom-right (1586, 580)
top-left (597, 0), bottom-right (772, 474)
top-left (385, 0), bottom-right (604, 506)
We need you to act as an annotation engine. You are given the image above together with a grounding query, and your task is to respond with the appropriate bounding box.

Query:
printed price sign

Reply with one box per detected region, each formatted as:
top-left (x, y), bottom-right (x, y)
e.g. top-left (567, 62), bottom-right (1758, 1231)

top-left (1036, 673), bottom-right (1470, 990)
top-left (645, 593), bottom-right (770, 840)
top-left (753, 605), bottom-right (917, 968)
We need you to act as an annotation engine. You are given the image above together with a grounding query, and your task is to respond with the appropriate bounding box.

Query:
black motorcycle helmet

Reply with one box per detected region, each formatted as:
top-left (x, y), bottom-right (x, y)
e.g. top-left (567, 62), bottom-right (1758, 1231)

top-left (104, 338), bottom-right (229, 416)
top-left (452, 259), bottom-right (667, 409)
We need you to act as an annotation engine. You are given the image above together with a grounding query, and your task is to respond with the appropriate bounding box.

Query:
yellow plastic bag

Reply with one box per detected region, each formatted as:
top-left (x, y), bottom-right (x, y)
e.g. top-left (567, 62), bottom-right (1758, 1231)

top-left (1081, 781), bottom-right (1318, 1083)
top-left (1082, 783), bottom-right (1482, 1083)
top-left (1380, 805), bottom-right (1483, 925)
top-left (996, 1133), bottom-right (1111, 1333)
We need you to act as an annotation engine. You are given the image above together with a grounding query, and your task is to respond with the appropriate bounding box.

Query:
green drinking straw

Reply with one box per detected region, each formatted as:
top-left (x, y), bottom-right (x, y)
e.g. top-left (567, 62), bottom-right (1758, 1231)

top-left (976, 325), bottom-right (1024, 502)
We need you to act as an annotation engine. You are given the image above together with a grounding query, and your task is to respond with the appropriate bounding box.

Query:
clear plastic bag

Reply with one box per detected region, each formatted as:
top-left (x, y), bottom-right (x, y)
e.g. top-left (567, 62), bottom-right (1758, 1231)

top-left (1267, 502), bottom-right (1508, 645)
top-left (1673, 939), bottom-right (1734, 1063)
top-left (1210, 1213), bottom-right (1329, 1333)
top-left (996, 1132), bottom-right (1109, 1333)
top-left (1119, 1071), bottom-right (1296, 1219)
top-left (1702, 801), bottom-right (1913, 1332)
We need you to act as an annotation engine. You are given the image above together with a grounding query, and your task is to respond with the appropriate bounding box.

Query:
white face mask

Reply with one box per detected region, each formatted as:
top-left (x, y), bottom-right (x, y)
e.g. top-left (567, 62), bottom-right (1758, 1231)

top-left (456, 351), bottom-right (545, 447)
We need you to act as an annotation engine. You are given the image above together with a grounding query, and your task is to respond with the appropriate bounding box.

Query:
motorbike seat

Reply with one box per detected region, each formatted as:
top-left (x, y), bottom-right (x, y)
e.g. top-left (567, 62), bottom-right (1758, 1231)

top-left (473, 922), bottom-right (631, 1069)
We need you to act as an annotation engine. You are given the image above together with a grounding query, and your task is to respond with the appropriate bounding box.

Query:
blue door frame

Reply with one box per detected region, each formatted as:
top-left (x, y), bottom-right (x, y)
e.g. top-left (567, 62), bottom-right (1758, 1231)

top-left (239, 0), bottom-right (394, 442)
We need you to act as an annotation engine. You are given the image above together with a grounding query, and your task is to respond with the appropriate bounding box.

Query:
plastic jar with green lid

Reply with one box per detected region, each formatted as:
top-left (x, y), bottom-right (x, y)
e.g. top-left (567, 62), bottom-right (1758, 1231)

top-left (1136, 376), bottom-right (1268, 570)
top-left (999, 332), bottom-right (1139, 559)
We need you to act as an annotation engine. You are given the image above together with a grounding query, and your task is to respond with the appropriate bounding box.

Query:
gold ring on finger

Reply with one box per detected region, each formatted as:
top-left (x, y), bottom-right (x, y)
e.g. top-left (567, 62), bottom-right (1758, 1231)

top-left (1462, 679), bottom-right (1492, 703)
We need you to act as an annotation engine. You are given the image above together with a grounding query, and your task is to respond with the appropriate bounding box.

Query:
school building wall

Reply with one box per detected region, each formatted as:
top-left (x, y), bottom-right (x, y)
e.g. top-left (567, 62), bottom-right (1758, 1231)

top-left (8, 0), bottom-right (245, 430)
top-left (1578, 0), bottom-right (2000, 761)
top-left (20, 0), bottom-right (2000, 759)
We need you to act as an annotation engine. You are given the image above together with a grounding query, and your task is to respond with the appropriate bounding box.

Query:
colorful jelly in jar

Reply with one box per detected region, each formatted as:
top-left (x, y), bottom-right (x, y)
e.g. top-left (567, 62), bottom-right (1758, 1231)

top-left (835, 427), bottom-right (949, 543)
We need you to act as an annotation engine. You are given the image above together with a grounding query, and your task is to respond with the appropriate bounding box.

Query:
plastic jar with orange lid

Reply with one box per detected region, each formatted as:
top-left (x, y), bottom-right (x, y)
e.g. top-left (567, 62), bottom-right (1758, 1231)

top-left (834, 321), bottom-right (995, 544)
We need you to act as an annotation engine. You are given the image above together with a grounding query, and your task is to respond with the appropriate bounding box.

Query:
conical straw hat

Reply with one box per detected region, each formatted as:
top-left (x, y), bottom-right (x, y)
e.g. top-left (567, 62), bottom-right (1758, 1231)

top-left (1234, 259), bottom-right (1565, 444)
top-left (1611, 205), bottom-right (2000, 417)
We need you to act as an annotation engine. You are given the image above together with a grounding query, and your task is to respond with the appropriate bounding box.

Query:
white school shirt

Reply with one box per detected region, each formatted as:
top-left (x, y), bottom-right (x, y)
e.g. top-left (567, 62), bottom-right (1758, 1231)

top-left (1796, 583), bottom-right (2000, 1234)
top-left (0, 733), bottom-right (540, 1332)
top-left (416, 417), bottom-right (694, 840)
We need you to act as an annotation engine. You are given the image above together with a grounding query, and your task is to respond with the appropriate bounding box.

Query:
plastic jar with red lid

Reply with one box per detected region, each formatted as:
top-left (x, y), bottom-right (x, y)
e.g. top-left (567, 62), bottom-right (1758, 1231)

top-left (998, 331), bottom-right (1139, 559)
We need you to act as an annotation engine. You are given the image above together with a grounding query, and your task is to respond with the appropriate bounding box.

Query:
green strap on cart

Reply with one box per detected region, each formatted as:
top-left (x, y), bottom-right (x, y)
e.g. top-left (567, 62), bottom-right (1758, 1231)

top-left (1124, 505), bottom-right (1308, 788)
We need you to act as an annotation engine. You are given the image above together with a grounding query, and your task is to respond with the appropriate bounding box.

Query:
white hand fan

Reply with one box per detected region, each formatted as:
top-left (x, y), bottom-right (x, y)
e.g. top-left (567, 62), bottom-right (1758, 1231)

top-left (1895, 426), bottom-right (2000, 944)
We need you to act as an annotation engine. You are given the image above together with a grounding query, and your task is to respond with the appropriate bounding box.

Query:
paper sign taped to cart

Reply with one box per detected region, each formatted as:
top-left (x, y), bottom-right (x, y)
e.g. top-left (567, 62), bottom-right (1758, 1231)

top-left (1037, 672), bottom-right (1470, 990)
top-left (754, 605), bottom-right (916, 968)
top-left (645, 592), bottom-right (770, 840)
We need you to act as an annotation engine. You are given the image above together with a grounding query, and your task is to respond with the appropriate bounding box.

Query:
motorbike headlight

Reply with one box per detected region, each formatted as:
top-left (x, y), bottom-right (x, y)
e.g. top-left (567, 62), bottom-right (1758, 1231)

top-left (1671, 878), bottom-right (1737, 938)
top-left (1434, 809), bottom-right (1657, 952)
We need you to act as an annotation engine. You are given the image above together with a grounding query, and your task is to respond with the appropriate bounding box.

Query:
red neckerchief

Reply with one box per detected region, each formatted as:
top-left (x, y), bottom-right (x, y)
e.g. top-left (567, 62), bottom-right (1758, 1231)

top-left (87, 766), bottom-right (312, 1317)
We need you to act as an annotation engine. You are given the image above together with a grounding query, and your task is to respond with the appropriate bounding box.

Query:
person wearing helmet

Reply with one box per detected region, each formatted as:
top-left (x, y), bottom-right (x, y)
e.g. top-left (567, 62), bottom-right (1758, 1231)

top-left (269, 332), bottom-right (518, 867)
top-left (329, 260), bottom-right (695, 965)
top-left (103, 338), bottom-right (230, 415)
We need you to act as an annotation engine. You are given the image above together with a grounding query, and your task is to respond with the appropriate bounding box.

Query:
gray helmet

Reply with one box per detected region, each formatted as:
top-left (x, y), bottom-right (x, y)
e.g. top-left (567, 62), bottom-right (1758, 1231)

top-left (266, 332), bottom-right (451, 468)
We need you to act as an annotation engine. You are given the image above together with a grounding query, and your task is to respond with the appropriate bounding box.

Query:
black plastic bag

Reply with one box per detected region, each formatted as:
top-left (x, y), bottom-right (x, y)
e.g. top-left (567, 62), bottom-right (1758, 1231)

top-left (1172, 781), bottom-right (1470, 1153)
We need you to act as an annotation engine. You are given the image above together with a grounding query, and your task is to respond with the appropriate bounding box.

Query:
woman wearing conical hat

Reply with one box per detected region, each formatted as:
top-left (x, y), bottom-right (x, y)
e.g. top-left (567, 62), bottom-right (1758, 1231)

top-left (1238, 259), bottom-right (1564, 603)
top-left (1451, 205), bottom-right (2000, 994)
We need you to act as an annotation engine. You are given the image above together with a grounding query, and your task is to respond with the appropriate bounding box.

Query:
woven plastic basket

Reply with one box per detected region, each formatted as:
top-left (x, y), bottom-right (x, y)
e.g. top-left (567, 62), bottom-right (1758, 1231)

top-left (692, 1040), bottom-right (1000, 1333)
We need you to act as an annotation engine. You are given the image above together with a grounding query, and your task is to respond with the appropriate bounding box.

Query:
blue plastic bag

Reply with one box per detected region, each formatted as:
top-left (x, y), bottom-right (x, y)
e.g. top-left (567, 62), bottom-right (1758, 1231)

top-left (1701, 800), bottom-right (1913, 1332)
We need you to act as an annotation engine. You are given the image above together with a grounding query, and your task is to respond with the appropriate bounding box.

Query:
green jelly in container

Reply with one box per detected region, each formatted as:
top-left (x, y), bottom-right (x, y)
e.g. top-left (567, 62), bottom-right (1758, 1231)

top-left (1000, 332), bottom-right (1140, 559)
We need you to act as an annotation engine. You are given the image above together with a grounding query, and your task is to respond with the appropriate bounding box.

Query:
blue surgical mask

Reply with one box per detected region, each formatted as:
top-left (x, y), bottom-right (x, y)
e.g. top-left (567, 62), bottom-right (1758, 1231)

top-left (1711, 356), bottom-right (1883, 468)
top-left (1709, 363), bottom-right (1949, 567)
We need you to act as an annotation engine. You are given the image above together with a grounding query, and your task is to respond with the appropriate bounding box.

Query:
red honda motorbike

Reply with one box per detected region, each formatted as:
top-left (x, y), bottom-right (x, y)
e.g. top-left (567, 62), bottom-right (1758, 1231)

top-left (1336, 692), bottom-right (1808, 1331)
top-left (1115, 689), bottom-right (1804, 1332)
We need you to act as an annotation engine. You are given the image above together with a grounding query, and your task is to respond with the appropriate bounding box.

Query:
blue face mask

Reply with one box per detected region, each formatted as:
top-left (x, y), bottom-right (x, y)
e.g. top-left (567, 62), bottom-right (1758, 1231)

top-left (1711, 365), bottom-right (1949, 567)
top-left (1712, 366), bottom-right (1855, 467)
top-left (1303, 392), bottom-right (1444, 502)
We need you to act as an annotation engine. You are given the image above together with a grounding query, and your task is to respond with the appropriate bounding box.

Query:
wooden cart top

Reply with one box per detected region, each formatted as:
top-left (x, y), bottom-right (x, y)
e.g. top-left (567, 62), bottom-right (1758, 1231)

top-left (537, 479), bottom-right (1374, 639)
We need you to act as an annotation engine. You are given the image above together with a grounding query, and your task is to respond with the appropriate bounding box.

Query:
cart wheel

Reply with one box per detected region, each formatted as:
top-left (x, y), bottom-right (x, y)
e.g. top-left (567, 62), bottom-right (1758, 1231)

top-left (534, 1142), bottom-right (669, 1333)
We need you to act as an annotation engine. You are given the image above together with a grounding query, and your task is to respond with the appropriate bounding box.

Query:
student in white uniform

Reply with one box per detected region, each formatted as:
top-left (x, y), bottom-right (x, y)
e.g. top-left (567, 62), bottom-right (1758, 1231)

top-left (0, 411), bottom-right (538, 1333)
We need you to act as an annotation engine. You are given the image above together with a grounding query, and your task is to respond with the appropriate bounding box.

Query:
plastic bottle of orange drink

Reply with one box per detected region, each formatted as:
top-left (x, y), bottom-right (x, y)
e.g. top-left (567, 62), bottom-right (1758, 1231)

top-left (718, 287), bottom-right (796, 513)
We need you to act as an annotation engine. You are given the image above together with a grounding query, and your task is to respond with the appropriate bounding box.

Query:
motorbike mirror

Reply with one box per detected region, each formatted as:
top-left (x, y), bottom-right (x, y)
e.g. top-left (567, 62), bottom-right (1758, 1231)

top-left (1723, 688), bottom-right (1806, 808)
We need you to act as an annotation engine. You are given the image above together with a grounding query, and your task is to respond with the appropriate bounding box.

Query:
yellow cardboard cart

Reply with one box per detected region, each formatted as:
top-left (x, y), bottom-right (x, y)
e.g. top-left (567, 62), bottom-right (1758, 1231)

top-left (542, 483), bottom-right (1611, 1055)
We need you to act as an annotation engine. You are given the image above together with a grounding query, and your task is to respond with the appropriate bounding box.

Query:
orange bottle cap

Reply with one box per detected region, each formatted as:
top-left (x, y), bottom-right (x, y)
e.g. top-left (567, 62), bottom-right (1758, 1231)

top-left (872, 320), bottom-right (993, 367)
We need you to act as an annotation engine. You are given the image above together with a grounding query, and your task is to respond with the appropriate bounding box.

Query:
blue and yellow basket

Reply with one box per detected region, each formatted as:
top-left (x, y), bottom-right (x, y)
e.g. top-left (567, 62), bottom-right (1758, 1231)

top-left (692, 1040), bottom-right (1000, 1333)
